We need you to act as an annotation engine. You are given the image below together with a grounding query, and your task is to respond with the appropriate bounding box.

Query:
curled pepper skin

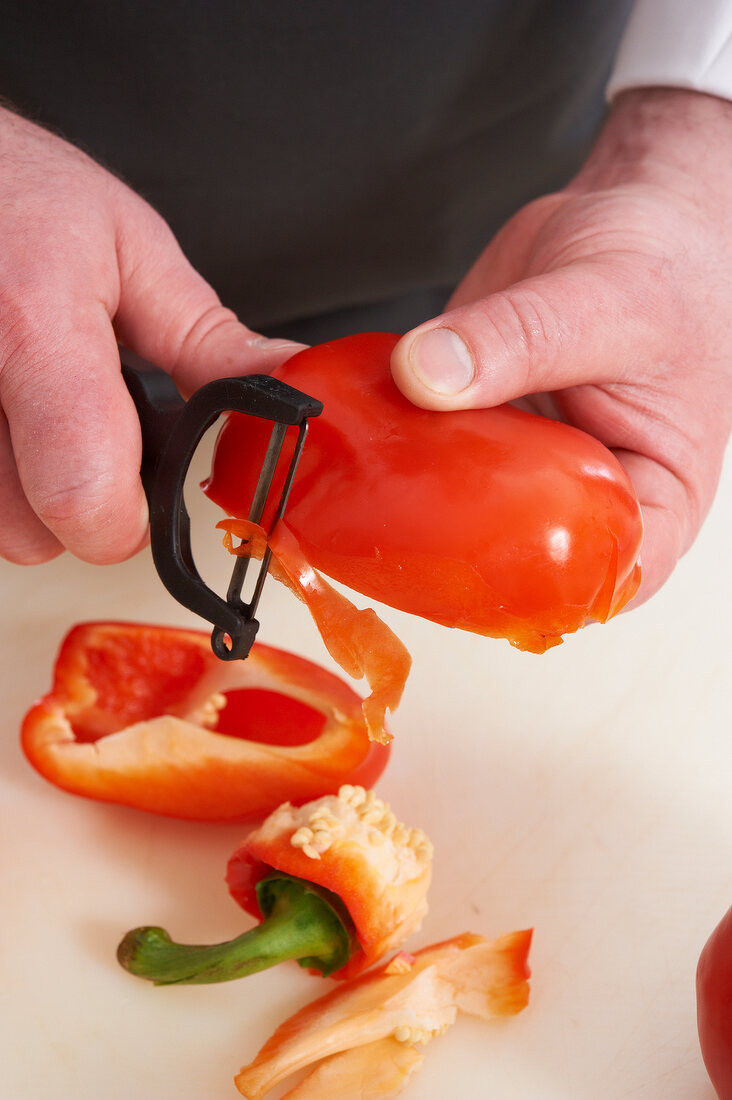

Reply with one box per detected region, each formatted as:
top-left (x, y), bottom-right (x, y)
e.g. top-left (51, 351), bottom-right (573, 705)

top-left (217, 517), bottom-right (411, 744)
top-left (697, 905), bottom-right (732, 1098)
top-left (20, 622), bottom-right (389, 822)
top-left (205, 332), bottom-right (643, 653)
top-left (227, 785), bottom-right (433, 980)
top-left (234, 930), bottom-right (532, 1100)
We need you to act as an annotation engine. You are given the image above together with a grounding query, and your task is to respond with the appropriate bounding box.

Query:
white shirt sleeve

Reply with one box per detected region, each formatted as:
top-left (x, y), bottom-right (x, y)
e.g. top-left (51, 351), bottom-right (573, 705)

top-left (607, 0), bottom-right (732, 101)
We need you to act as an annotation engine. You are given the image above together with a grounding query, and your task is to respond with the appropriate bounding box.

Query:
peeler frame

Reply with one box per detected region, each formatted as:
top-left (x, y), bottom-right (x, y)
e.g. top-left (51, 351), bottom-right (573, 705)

top-left (121, 349), bottom-right (322, 661)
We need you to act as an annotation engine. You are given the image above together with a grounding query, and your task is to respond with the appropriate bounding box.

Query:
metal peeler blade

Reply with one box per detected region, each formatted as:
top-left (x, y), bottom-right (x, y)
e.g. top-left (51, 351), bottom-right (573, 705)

top-left (121, 349), bottom-right (322, 661)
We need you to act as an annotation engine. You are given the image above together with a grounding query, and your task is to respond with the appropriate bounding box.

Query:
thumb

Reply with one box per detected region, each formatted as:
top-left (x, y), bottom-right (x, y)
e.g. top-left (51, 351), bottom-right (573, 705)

top-left (112, 193), bottom-right (304, 394)
top-left (391, 266), bottom-right (661, 410)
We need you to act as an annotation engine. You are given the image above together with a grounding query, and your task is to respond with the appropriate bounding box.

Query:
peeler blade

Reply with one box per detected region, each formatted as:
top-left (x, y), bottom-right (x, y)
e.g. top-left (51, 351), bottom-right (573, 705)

top-left (212, 417), bottom-right (310, 659)
top-left (122, 350), bottom-right (322, 661)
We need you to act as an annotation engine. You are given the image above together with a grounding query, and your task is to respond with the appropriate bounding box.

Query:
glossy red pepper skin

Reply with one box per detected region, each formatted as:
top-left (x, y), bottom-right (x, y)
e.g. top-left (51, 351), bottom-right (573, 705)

top-left (21, 622), bottom-right (389, 822)
top-left (205, 332), bottom-right (643, 653)
top-left (697, 906), bottom-right (732, 1098)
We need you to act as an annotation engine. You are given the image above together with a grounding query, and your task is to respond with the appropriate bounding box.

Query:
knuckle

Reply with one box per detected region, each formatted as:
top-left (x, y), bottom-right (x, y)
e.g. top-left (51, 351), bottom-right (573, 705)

top-left (31, 474), bottom-right (147, 564)
top-left (0, 288), bottom-right (57, 375)
top-left (0, 317), bottom-right (120, 443)
top-left (0, 292), bottom-right (105, 397)
top-left (0, 500), bottom-right (63, 564)
top-left (0, 537), bottom-right (63, 566)
top-left (175, 304), bottom-right (240, 358)
top-left (33, 476), bottom-right (119, 529)
top-left (485, 286), bottom-right (561, 391)
top-left (166, 304), bottom-right (244, 387)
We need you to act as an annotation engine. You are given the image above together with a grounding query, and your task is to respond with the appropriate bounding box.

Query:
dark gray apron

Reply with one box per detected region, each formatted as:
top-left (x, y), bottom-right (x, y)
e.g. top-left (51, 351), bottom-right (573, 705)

top-left (2, 1), bottom-right (635, 340)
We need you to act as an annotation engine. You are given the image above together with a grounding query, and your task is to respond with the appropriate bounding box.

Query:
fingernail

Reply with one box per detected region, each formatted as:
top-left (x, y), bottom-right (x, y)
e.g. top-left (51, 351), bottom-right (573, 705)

top-left (408, 328), bottom-right (474, 394)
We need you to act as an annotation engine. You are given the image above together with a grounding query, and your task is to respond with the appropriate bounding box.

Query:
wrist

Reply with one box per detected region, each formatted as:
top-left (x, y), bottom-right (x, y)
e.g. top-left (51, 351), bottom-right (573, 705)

top-left (569, 87), bottom-right (732, 200)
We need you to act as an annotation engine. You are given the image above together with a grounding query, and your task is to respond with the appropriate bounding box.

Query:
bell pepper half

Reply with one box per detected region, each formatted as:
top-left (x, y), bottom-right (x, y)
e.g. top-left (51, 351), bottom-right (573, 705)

top-left (233, 929), bottom-right (533, 1100)
top-left (21, 622), bottom-right (389, 822)
top-left (117, 784), bottom-right (432, 984)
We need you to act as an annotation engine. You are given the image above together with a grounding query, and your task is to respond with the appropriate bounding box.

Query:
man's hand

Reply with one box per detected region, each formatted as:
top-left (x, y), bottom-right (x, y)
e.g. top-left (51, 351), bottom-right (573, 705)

top-left (391, 89), bottom-right (732, 605)
top-left (0, 107), bottom-right (302, 566)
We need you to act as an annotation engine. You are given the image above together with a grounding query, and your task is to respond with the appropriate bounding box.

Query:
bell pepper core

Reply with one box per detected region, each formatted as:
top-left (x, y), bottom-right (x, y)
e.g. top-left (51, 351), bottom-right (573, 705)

top-left (118, 785), bottom-right (433, 986)
top-left (117, 873), bottom-right (354, 984)
top-left (226, 784), bottom-right (434, 980)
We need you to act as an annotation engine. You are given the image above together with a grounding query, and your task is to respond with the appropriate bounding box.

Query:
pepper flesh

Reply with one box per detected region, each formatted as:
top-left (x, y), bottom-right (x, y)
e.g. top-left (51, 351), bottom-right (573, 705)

top-left (227, 784), bottom-right (433, 980)
top-left (205, 332), bottom-right (643, 653)
top-left (21, 622), bottom-right (389, 822)
top-left (271, 1039), bottom-right (423, 1100)
top-left (234, 929), bottom-right (532, 1100)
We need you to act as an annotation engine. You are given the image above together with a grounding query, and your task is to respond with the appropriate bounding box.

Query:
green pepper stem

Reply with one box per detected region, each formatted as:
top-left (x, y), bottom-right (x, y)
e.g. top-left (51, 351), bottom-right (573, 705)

top-left (117, 875), bottom-right (353, 985)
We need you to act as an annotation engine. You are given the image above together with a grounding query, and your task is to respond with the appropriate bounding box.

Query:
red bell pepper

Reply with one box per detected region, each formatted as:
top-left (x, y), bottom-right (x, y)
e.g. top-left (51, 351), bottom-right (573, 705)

top-left (233, 929), bottom-right (533, 1100)
top-left (117, 785), bottom-right (433, 984)
top-left (697, 905), bottom-right (732, 1098)
top-left (21, 622), bottom-right (389, 822)
top-left (205, 332), bottom-right (643, 654)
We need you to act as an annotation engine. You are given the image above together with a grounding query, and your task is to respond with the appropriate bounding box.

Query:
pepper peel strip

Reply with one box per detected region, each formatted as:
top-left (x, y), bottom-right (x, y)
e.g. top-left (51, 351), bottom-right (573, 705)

top-left (234, 929), bottom-right (533, 1100)
top-left (226, 785), bottom-right (433, 980)
top-left (218, 518), bottom-right (411, 744)
top-left (20, 622), bottom-right (389, 822)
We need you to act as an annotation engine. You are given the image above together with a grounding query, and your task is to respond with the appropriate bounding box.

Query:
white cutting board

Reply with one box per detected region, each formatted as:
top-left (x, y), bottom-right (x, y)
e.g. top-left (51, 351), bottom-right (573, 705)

top-left (1, 433), bottom-right (730, 1100)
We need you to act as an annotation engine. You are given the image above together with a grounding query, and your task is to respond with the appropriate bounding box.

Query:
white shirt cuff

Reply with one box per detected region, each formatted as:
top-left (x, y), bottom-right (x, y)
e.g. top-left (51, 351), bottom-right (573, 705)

top-left (607, 0), bottom-right (732, 102)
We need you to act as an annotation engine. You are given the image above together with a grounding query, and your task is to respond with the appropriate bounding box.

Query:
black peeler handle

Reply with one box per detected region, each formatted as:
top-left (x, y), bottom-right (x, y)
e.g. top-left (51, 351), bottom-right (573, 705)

top-left (120, 348), bottom-right (322, 660)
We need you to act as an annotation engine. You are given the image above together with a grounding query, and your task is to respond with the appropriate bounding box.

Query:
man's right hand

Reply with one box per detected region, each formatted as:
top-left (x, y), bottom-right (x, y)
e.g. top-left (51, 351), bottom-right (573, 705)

top-left (0, 107), bottom-right (303, 566)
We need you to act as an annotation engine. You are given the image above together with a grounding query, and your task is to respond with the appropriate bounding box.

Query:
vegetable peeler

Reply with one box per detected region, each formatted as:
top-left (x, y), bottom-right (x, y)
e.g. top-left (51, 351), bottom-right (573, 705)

top-left (121, 349), bottom-right (322, 662)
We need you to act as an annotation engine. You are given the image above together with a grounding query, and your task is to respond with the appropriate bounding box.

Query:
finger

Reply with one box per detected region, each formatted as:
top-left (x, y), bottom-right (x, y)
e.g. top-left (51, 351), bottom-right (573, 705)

top-left (111, 194), bottom-right (305, 396)
top-left (0, 408), bottom-right (63, 564)
top-left (0, 302), bottom-right (149, 564)
top-left (391, 263), bottom-right (664, 411)
top-left (612, 448), bottom-right (695, 608)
